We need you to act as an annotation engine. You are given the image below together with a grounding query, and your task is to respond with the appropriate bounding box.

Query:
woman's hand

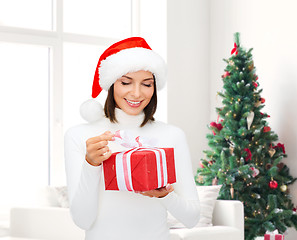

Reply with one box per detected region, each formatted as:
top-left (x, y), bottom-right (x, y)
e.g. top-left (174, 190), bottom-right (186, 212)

top-left (85, 131), bottom-right (114, 166)
top-left (139, 184), bottom-right (174, 198)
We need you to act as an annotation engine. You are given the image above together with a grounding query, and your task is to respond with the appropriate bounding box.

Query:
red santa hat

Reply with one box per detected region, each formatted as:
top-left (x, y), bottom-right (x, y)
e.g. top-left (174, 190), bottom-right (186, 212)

top-left (80, 37), bottom-right (167, 123)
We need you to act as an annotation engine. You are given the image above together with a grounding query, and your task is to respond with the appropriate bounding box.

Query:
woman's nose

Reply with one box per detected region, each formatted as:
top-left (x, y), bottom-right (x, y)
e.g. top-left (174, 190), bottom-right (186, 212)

top-left (131, 85), bottom-right (141, 98)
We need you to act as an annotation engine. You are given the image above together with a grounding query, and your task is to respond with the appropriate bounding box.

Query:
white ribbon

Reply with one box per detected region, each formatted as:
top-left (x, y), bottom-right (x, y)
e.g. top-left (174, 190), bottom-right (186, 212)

top-left (113, 130), bottom-right (168, 191)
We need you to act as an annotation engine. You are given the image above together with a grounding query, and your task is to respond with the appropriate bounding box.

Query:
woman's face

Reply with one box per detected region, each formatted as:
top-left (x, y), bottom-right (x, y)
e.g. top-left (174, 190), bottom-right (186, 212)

top-left (113, 70), bottom-right (155, 116)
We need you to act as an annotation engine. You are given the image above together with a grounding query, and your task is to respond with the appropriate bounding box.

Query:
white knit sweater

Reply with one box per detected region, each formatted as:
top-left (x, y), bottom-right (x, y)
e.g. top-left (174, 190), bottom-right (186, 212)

top-left (64, 108), bottom-right (200, 240)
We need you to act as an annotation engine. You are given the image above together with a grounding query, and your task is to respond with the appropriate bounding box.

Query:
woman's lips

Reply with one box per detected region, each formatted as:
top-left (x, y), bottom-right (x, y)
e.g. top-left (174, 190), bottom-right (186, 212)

top-left (125, 99), bottom-right (142, 108)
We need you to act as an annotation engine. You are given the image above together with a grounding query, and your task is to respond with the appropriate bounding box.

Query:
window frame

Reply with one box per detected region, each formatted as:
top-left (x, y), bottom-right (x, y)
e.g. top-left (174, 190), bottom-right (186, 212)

top-left (0, 0), bottom-right (140, 186)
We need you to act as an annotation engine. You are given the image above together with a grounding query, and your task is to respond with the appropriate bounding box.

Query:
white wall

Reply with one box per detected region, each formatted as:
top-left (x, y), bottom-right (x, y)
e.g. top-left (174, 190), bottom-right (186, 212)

top-left (168, 0), bottom-right (297, 239)
top-left (167, 0), bottom-right (210, 173)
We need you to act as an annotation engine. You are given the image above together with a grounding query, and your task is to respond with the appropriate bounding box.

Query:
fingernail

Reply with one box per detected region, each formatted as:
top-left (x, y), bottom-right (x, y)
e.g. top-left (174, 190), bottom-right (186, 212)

top-left (166, 184), bottom-right (172, 191)
top-left (111, 137), bottom-right (115, 141)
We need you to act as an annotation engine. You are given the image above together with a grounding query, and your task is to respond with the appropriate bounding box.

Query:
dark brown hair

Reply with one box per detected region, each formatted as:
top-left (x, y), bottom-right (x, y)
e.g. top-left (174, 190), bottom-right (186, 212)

top-left (104, 78), bottom-right (157, 127)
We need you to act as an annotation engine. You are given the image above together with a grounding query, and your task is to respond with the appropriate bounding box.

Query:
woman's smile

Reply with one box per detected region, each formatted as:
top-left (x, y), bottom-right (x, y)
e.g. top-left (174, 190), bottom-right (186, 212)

top-left (124, 98), bottom-right (143, 108)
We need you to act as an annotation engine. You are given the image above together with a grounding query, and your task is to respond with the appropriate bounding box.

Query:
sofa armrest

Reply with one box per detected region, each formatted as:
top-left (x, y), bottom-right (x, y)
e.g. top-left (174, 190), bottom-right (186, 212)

top-left (10, 207), bottom-right (84, 240)
top-left (212, 200), bottom-right (244, 239)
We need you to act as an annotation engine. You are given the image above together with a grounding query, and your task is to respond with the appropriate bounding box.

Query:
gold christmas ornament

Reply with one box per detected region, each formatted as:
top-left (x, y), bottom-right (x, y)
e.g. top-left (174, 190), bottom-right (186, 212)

top-left (229, 146), bottom-right (234, 154)
top-left (230, 183), bottom-right (234, 199)
top-left (255, 101), bottom-right (261, 107)
top-left (268, 148), bottom-right (276, 157)
top-left (280, 184), bottom-right (288, 192)
top-left (248, 62), bottom-right (254, 71)
top-left (212, 177), bottom-right (218, 185)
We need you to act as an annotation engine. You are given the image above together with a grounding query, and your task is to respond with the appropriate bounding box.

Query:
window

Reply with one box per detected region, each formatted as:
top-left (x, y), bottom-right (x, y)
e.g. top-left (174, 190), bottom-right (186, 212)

top-left (0, 0), bottom-right (167, 225)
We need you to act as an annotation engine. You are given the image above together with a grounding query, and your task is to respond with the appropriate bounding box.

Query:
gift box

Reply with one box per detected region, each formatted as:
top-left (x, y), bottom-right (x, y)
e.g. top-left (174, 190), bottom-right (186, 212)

top-left (103, 147), bottom-right (176, 192)
top-left (264, 230), bottom-right (284, 240)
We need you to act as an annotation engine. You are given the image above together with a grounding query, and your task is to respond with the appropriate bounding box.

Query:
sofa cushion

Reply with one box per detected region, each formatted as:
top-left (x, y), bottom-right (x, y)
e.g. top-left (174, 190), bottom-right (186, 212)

top-left (168, 185), bottom-right (221, 228)
top-left (196, 185), bottom-right (222, 227)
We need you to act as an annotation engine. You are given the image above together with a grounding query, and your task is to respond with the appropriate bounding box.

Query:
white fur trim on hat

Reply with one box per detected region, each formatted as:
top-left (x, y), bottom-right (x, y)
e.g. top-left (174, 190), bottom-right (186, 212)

top-left (80, 99), bottom-right (104, 123)
top-left (99, 47), bottom-right (167, 90)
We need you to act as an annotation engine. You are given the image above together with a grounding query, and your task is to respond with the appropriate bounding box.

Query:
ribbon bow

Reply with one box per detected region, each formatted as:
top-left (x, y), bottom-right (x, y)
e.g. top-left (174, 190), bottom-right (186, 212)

top-left (114, 130), bottom-right (157, 148)
top-left (231, 42), bottom-right (239, 55)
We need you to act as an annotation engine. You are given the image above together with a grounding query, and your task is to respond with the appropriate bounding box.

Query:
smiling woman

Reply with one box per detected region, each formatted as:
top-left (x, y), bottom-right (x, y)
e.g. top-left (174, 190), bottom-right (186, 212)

top-left (64, 37), bottom-right (200, 240)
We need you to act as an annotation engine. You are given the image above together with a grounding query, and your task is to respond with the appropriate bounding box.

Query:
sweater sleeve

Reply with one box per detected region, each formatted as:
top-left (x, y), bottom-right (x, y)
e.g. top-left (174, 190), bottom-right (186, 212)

top-left (64, 129), bottom-right (102, 230)
top-left (158, 128), bottom-right (200, 228)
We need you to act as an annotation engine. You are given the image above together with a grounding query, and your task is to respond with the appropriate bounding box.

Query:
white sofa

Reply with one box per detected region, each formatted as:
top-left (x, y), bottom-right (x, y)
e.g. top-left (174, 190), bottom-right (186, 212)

top-left (2, 199), bottom-right (244, 240)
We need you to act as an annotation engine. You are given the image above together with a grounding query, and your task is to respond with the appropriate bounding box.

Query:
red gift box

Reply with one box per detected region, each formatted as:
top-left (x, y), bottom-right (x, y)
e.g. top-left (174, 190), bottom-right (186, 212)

top-left (103, 147), bottom-right (176, 192)
top-left (264, 231), bottom-right (284, 240)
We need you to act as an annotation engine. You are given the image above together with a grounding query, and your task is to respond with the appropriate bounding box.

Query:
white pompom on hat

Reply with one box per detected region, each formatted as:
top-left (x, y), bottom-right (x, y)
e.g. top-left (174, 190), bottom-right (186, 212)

top-left (80, 37), bottom-right (167, 123)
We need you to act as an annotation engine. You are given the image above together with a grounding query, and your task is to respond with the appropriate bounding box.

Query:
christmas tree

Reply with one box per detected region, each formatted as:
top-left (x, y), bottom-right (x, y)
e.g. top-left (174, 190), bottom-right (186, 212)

top-left (196, 32), bottom-right (297, 240)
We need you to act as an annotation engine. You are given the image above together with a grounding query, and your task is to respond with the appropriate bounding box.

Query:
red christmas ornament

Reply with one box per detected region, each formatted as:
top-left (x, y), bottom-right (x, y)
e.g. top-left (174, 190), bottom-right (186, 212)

top-left (210, 122), bottom-right (223, 135)
top-left (199, 161), bottom-right (205, 168)
top-left (293, 207), bottom-right (297, 212)
top-left (252, 82), bottom-right (258, 88)
top-left (273, 143), bottom-right (286, 154)
top-left (269, 180), bottom-right (278, 189)
top-left (222, 71), bottom-right (230, 78)
top-left (244, 148), bottom-right (252, 162)
top-left (263, 126), bottom-right (271, 133)
top-left (260, 98), bottom-right (265, 103)
top-left (231, 43), bottom-right (239, 55)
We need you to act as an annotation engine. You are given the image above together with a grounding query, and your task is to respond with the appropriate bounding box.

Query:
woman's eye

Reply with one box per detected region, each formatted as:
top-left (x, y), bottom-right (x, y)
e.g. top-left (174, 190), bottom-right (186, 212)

top-left (121, 81), bottom-right (130, 85)
top-left (143, 83), bottom-right (153, 87)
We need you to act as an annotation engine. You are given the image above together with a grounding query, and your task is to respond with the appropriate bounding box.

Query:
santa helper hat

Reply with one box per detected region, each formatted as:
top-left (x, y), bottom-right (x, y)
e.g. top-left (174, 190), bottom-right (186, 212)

top-left (80, 37), bottom-right (167, 123)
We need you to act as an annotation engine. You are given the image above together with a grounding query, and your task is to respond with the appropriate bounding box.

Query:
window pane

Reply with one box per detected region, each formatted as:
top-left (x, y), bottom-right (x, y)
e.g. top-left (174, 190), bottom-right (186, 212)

top-left (0, 0), bottom-right (53, 30)
top-left (64, 0), bottom-right (131, 38)
top-left (63, 43), bottom-right (107, 131)
top-left (0, 43), bottom-right (49, 219)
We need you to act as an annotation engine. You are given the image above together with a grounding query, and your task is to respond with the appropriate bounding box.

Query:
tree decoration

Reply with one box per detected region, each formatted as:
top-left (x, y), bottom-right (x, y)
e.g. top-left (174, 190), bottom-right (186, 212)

top-left (248, 61), bottom-right (254, 71)
top-left (266, 163), bottom-right (272, 170)
top-left (229, 146), bottom-right (234, 155)
top-left (244, 148), bottom-right (252, 162)
top-left (255, 101), bottom-right (262, 107)
top-left (268, 148), bottom-right (276, 157)
top-left (212, 177), bottom-right (218, 185)
top-left (230, 183), bottom-right (234, 199)
top-left (250, 167), bottom-right (260, 177)
top-left (231, 43), bottom-right (238, 55)
top-left (222, 71), bottom-right (230, 78)
top-left (277, 162), bottom-right (285, 171)
top-left (247, 111), bottom-right (255, 130)
top-left (199, 161), bottom-right (205, 168)
top-left (280, 184), bottom-right (288, 192)
top-left (273, 143), bottom-right (286, 154)
top-left (196, 33), bottom-right (297, 240)
top-left (269, 179), bottom-right (278, 189)
top-left (210, 122), bottom-right (223, 135)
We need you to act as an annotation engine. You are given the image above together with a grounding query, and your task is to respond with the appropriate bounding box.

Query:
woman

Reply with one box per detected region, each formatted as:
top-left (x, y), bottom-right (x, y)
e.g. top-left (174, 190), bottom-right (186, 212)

top-left (64, 37), bottom-right (200, 240)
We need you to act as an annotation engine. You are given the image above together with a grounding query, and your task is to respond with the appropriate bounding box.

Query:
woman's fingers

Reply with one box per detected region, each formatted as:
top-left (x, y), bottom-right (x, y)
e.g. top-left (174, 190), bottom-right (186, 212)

top-left (86, 131), bottom-right (114, 144)
top-left (139, 184), bottom-right (174, 198)
top-left (85, 131), bottom-right (115, 166)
